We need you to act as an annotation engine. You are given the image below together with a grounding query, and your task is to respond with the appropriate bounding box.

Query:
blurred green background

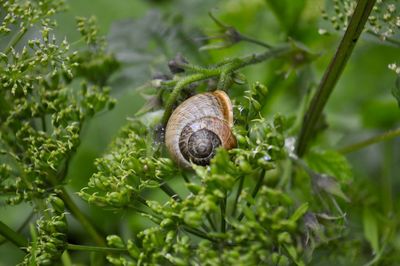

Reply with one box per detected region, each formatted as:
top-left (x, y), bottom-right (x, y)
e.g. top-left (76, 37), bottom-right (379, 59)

top-left (1, 0), bottom-right (400, 264)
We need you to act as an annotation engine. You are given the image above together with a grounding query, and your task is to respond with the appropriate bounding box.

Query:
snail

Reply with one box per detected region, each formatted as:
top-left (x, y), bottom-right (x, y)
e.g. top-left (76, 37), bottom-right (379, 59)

top-left (165, 90), bottom-right (237, 168)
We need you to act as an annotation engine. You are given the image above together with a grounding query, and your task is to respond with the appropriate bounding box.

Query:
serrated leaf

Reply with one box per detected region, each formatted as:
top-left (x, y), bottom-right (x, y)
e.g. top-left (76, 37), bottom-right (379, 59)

top-left (305, 149), bottom-right (353, 181)
top-left (363, 208), bottom-right (380, 254)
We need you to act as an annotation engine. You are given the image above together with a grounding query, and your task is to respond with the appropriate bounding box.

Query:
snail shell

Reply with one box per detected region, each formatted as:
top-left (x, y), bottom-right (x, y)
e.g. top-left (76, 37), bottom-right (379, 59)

top-left (165, 90), bottom-right (236, 168)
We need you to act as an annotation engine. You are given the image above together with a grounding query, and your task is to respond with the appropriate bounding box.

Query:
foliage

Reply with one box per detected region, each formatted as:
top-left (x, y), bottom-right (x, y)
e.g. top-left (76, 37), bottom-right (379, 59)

top-left (21, 196), bottom-right (67, 265)
top-left (0, 0), bottom-right (117, 263)
top-left (1, 0), bottom-right (400, 265)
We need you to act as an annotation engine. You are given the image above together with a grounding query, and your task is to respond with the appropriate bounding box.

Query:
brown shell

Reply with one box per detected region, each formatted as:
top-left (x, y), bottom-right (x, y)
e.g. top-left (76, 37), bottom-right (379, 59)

top-left (165, 90), bottom-right (236, 168)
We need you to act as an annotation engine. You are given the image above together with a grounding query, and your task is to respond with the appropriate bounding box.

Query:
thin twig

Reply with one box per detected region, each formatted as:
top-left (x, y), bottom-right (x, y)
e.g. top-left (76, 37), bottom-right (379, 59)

top-left (239, 34), bottom-right (272, 49)
top-left (337, 128), bottom-right (400, 154)
top-left (67, 243), bottom-right (127, 253)
top-left (59, 188), bottom-right (106, 246)
top-left (161, 45), bottom-right (292, 125)
top-left (182, 226), bottom-right (216, 242)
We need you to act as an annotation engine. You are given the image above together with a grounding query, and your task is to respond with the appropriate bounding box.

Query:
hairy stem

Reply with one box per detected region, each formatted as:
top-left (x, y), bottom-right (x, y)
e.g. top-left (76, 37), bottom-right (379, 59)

top-left (338, 128), bottom-right (400, 154)
top-left (0, 220), bottom-right (28, 250)
top-left (296, 0), bottom-right (377, 157)
top-left (161, 45), bottom-right (292, 125)
top-left (161, 72), bottom-right (218, 125)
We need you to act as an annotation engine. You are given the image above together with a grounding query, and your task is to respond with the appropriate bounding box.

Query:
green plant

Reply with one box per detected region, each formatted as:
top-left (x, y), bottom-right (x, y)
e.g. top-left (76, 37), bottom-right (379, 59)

top-left (0, 0), bottom-right (117, 263)
top-left (1, 0), bottom-right (400, 265)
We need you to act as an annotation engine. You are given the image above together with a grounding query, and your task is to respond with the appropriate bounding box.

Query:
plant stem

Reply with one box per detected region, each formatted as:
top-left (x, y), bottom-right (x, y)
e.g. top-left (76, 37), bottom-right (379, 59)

top-left (231, 176), bottom-right (244, 217)
top-left (181, 172), bottom-right (191, 183)
top-left (381, 142), bottom-right (393, 215)
top-left (0, 220), bottom-right (28, 250)
top-left (220, 194), bottom-right (227, 233)
top-left (174, 62), bottom-right (215, 74)
top-left (182, 226), bottom-right (216, 242)
top-left (296, 0), bottom-right (377, 157)
top-left (161, 182), bottom-right (212, 231)
top-left (239, 34), bottom-right (272, 49)
top-left (59, 188), bottom-right (106, 246)
top-left (237, 170), bottom-right (266, 222)
top-left (4, 27), bottom-right (27, 54)
top-left (206, 214), bottom-right (217, 231)
top-left (0, 211), bottom-right (34, 246)
top-left (67, 243), bottom-right (127, 253)
top-left (337, 128), bottom-right (400, 154)
top-left (136, 195), bottom-right (150, 207)
top-left (61, 251), bottom-right (73, 266)
top-left (160, 182), bottom-right (182, 201)
top-left (41, 115), bottom-right (47, 133)
top-left (161, 45), bottom-right (291, 125)
top-left (225, 45), bottom-right (291, 71)
top-left (161, 72), bottom-right (217, 125)
top-left (160, 183), bottom-right (211, 231)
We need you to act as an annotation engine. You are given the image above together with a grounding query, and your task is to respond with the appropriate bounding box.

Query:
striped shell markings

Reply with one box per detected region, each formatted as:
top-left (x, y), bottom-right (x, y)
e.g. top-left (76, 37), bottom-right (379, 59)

top-left (165, 90), bottom-right (237, 168)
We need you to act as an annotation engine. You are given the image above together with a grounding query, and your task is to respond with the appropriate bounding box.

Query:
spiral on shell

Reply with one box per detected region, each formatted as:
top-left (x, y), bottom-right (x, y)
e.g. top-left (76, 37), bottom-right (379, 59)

top-left (165, 90), bottom-right (236, 168)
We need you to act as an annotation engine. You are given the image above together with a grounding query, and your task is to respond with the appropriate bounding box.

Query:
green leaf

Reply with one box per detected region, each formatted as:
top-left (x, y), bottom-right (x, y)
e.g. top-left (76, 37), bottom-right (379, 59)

top-left (305, 149), bottom-right (353, 182)
top-left (363, 208), bottom-right (380, 254)
top-left (289, 203), bottom-right (309, 223)
top-left (284, 244), bottom-right (305, 266)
